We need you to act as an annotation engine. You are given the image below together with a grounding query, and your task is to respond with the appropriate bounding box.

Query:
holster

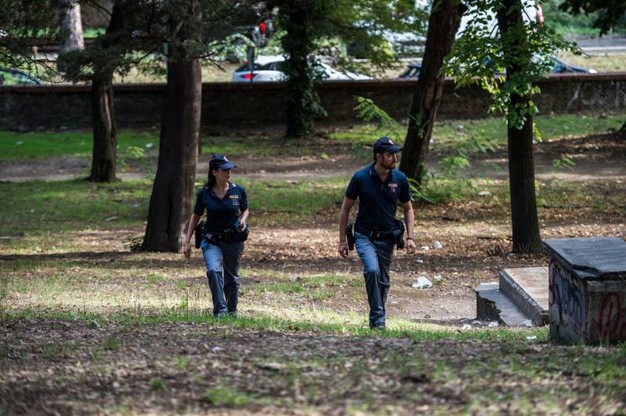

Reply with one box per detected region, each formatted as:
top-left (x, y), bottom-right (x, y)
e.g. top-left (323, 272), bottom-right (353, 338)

top-left (194, 220), bottom-right (205, 249)
top-left (393, 218), bottom-right (405, 250)
top-left (346, 221), bottom-right (355, 251)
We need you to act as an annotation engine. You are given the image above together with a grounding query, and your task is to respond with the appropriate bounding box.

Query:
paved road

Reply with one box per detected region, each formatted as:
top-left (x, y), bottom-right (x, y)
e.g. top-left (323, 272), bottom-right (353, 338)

top-left (568, 34), bottom-right (626, 54)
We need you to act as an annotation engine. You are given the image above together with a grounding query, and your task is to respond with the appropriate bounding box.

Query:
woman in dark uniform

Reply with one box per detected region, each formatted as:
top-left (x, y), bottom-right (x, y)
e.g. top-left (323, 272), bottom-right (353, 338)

top-left (183, 154), bottom-right (249, 317)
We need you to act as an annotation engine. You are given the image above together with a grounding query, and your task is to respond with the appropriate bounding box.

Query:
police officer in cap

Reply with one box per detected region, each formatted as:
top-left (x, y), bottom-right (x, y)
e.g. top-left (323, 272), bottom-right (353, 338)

top-left (183, 154), bottom-right (249, 317)
top-left (338, 137), bottom-right (416, 329)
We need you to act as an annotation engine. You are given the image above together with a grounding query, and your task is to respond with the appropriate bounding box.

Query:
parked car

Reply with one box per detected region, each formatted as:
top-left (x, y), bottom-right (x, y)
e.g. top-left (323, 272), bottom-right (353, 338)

top-left (231, 55), bottom-right (371, 82)
top-left (538, 55), bottom-right (598, 74)
top-left (398, 61), bottom-right (422, 79)
top-left (397, 55), bottom-right (596, 79)
top-left (0, 67), bottom-right (45, 86)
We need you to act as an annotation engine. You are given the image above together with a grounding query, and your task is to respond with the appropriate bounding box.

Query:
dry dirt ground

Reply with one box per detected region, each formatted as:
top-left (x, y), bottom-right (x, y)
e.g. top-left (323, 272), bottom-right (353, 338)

top-left (1, 131), bottom-right (625, 414)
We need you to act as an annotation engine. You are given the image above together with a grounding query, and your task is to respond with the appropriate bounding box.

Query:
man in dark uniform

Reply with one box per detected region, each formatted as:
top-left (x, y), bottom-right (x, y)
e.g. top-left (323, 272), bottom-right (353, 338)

top-left (338, 137), bottom-right (416, 329)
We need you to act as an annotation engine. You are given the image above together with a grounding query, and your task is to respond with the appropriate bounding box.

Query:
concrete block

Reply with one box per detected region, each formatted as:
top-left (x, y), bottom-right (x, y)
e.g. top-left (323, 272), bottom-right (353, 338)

top-left (475, 282), bottom-right (532, 327)
top-left (544, 237), bottom-right (626, 345)
top-left (499, 267), bottom-right (549, 326)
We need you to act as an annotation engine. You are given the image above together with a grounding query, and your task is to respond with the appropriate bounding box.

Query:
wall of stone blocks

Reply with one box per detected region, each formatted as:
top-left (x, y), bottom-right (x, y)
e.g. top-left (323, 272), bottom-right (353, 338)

top-left (0, 73), bottom-right (624, 132)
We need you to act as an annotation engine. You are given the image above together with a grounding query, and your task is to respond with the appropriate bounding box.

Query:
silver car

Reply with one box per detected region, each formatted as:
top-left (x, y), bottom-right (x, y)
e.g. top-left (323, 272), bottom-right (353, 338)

top-left (232, 55), bottom-right (371, 82)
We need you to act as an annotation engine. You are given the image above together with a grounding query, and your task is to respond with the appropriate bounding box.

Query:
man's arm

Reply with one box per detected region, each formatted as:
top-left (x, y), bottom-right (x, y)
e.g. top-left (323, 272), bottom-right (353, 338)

top-left (402, 200), bottom-right (416, 254)
top-left (338, 197), bottom-right (355, 257)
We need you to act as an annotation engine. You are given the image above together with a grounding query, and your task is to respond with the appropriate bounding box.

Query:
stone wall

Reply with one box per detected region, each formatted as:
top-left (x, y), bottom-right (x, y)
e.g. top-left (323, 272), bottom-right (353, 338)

top-left (1, 73), bottom-right (624, 131)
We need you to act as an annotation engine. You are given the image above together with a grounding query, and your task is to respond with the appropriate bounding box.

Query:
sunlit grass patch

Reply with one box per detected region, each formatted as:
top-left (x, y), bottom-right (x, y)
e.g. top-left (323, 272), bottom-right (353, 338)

top-left (0, 130), bottom-right (159, 160)
top-left (0, 179), bottom-right (152, 235)
top-left (240, 177), bottom-right (345, 224)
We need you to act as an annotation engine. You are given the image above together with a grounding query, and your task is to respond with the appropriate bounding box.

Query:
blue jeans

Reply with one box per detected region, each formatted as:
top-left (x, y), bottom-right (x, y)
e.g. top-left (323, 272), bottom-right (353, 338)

top-left (354, 232), bottom-right (395, 328)
top-left (201, 239), bottom-right (244, 316)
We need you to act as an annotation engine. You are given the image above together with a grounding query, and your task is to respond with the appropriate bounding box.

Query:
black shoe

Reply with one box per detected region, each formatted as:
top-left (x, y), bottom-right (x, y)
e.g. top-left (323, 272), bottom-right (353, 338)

top-left (371, 323), bottom-right (386, 330)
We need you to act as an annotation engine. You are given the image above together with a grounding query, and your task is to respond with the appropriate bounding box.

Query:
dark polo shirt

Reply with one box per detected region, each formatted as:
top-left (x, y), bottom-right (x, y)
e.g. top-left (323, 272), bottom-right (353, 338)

top-left (194, 182), bottom-right (248, 233)
top-left (345, 164), bottom-right (411, 234)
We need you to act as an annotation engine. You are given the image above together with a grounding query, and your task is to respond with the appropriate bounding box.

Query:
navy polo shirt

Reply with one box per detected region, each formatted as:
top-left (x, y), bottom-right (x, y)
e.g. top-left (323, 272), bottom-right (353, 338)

top-left (193, 182), bottom-right (248, 233)
top-left (345, 164), bottom-right (411, 234)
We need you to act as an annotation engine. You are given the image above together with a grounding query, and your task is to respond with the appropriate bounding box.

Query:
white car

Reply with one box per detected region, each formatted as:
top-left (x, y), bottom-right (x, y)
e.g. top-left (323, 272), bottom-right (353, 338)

top-left (231, 55), bottom-right (371, 82)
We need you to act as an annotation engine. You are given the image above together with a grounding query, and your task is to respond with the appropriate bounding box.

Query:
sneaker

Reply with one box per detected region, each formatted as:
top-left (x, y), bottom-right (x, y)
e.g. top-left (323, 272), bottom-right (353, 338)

top-left (227, 311), bottom-right (238, 317)
top-left (371, 323), bottom-right (386, 330)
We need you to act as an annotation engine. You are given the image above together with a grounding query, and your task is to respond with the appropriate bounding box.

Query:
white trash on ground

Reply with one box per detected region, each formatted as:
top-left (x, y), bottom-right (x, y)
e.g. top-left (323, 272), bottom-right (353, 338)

top-left (433, 241), bottom-right (443, 249)
top-left (412, 276), bottom-right (433, 289)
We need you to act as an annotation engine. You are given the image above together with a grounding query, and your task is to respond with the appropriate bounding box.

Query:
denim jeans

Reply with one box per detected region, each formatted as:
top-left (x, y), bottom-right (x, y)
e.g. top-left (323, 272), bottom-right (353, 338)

top-left (201, 238), bottom-right (244, 316)
top-left (354, 232), bottom-right (395, 328)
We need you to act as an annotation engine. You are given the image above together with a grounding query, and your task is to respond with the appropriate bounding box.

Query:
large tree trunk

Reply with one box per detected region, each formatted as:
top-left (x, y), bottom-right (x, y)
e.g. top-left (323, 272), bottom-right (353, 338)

top-left (59, 0), bottom-right (84, 53)
top-left (399, 0), bottom-right (465, 185)
top-left (89, 74), bottom-right (117, 182)
top-left (497, 0), bottom-right (543, 254)
top-left (284, 1), bottom-right (315, 138)
top-left (142, 0), bottom-right (202, 252)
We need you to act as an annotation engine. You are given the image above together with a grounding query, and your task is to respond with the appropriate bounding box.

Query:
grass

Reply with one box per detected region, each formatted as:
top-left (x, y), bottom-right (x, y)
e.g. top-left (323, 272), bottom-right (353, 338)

top-left (0, 130), bottom-right (159, 161)
top-left (330, 111), bottom-right (624, 152)
top-left (1, 112), bottom-right (622, 163)
top-left (1, 116), bottom-right (625, 414)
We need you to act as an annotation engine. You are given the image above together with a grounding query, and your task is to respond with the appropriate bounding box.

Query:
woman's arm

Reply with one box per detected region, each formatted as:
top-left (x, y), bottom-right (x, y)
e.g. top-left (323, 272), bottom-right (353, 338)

top-left (239, 208), bottom-right (249, 230)
top-left (182, 213), bottom-right (201, 258)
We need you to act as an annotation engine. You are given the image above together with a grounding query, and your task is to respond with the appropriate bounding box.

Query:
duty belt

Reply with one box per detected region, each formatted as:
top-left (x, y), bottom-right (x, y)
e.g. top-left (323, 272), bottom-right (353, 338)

top-left (368, 230), bottom-right (395, 241)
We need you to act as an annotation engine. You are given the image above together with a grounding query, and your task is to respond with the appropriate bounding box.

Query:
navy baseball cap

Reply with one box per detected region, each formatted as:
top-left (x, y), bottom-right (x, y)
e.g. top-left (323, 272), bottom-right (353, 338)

top-left (373, 136), bottom-right (402, 154)
top-left (210, 154), bottom-right (236, 170)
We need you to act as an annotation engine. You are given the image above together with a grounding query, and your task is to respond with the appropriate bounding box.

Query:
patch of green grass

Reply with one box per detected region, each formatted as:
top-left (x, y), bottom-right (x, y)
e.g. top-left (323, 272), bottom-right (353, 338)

top-left (254, 274), bottom-right (359, 302)
top-left (331, 112), bottom-right (623, 157)
top-left (203, 386), bottom-right (254, 407)
top-left (150, 377), bottom-right (167, 391)
top-left (41, 342), bottom-right (77, 359)
top-left (0, 130), bottom-right (159, 161)
top-left (102, 335), bottom-right (121, 351)
top-left (240, 177), bottom-right (345, 224)
top-left (0, 179), bottom-right (152, 234)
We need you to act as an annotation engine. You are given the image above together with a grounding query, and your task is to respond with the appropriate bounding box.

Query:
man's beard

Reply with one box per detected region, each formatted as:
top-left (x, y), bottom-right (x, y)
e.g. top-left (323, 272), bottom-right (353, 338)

top-left (381, 159), bottom-right (396, 170)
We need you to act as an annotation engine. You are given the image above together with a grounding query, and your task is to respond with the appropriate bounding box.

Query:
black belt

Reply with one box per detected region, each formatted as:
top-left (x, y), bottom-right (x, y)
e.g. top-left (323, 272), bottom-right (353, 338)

top-left (203, 230), bottom-right (235, 243)
top-left (358, 229), bottom-right (395, 241)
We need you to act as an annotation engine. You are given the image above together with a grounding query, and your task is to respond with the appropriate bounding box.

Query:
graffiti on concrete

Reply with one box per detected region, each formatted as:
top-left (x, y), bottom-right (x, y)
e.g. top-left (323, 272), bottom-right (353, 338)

top-left (598, 292), bottom-right (626, 340)
top-left (549, 259), bottom-right (586, 335)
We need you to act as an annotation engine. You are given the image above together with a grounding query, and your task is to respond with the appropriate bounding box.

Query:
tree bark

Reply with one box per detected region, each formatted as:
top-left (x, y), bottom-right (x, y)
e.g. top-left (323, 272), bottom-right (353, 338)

top-left (142, 0), bottom-right (202, 252)
top-left (87, 1), bottom-right (125, 183)
top-left (399, 0), bottom-right (465, 185)
top-left (497, 0), bottom-right (543, 254)
top-left (89, 74), bottom-right (117, 182)
top-left (506, 102), bottom-right (542, 253)
top-left (284, 1), bottom-right (314, 138)
top-left (59, 0), bottom-right (84, 53)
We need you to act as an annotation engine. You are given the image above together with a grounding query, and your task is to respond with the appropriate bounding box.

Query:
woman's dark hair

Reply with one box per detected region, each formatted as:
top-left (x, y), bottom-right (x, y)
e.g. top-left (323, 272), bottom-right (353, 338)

top-left (205, 166), bottom-right (217, 188)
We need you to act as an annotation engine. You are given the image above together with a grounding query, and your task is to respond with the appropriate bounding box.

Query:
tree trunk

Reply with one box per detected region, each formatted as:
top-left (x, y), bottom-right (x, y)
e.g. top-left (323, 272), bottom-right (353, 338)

top-left (399, 0), bottom-right (465, 185)
top-left (59, 0), bottom-right (84, 53)
top-left (87, 1), bottom-right (125, 183)
top-left (89, 74), bottom-right (117, 182)
top-left (497, 0), bottom-right (543, 254)
top-left (284, 2), bottom-right (315, 138)
top-left (142, 0), bottom-right (202, 252)
top-left (506, 104), bottom-right (542, 253)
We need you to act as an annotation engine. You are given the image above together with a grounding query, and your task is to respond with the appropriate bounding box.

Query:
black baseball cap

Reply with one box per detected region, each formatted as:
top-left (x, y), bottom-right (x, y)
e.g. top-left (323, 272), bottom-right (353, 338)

top-left (209, 154), bottom-right (236, 170)
top-left (373, 136), bottom-right (402, 154)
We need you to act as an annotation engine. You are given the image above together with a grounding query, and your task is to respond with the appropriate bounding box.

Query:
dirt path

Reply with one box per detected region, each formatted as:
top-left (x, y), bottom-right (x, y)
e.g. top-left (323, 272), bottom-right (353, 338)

top-left (1, 132), bottom-right (625, 182)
